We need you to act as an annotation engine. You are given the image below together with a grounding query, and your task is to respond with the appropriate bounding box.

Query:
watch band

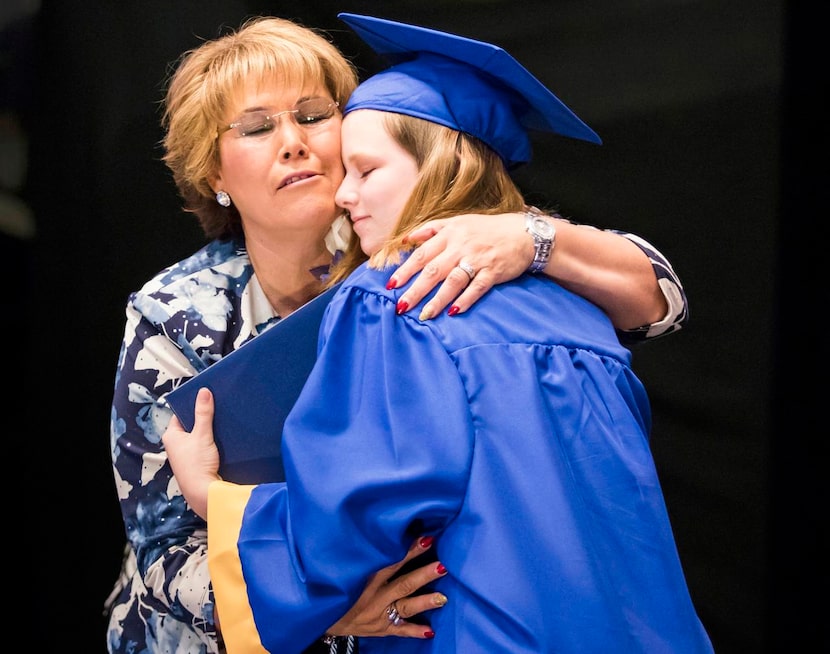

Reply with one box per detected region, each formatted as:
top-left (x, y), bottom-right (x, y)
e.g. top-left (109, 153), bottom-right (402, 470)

top-left (525, 211), bottom-right (556, 273)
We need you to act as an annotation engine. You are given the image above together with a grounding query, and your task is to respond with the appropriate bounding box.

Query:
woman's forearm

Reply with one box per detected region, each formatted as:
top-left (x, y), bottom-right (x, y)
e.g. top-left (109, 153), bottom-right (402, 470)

top-left (545, 219), bottom-right (668, 331)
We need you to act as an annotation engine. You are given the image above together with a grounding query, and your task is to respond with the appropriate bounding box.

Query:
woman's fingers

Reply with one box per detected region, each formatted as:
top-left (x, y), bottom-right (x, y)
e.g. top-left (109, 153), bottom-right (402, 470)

top-left (415, 267), bottom-right (491, 320)
top-left (370, 536), bottom-right (434, 586)
top-left (324, 537), bottom-right (447, 640)
top-left (389, 220), bottom-right (451, 290)
top-left (393, 589), bottom-right (449, 622)
top-left (379, 560), bottom-right (448, 639)
top-left (387, 213), bottom-right (529, 319)
top-left (390, 229), bottom-right (481, 316)
top-left (385, 560), bottom-right (449, 617)
top-left (393, 220), bottom-right (450, 283)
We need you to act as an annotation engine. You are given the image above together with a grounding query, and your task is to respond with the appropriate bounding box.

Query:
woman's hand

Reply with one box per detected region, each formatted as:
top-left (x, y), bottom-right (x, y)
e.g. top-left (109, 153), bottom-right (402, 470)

top-left (387, 211), bottom-right (669, 330)
top-left (324, 536), bottom-right (448, 641)
top-left (388, 212), bottom-right (531, 320)
top-left (162, 387), bottom-right (221, 519)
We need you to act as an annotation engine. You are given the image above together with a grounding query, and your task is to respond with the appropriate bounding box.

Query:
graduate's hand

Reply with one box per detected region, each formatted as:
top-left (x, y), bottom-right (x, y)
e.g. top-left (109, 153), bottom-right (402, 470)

top-left (387, 212), bottom-right (531, 320)
top-left (324, 536), bottom-right (448, 641)
top-left (162, 387), bottom-right (220, 520)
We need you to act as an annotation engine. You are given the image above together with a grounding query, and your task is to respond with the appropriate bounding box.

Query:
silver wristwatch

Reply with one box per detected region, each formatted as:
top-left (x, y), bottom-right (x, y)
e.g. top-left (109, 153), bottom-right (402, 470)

top-left (525, 212), bottom-right (556, 273)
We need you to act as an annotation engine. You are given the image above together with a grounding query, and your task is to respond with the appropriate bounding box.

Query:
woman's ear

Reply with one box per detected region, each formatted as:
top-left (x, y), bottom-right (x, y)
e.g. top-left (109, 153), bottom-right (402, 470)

top-left (208, 168), bottom-right (225, 194)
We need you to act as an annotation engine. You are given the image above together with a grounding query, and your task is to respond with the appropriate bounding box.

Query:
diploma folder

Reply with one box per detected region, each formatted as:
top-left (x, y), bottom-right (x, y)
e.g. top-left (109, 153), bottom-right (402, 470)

top-left (165, 283), bottom-right (341, 484)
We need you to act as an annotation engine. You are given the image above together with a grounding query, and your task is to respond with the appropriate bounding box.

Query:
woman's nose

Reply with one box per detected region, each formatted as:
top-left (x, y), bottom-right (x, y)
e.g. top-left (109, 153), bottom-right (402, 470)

top-left (277, 122), bottom-right (308, 160)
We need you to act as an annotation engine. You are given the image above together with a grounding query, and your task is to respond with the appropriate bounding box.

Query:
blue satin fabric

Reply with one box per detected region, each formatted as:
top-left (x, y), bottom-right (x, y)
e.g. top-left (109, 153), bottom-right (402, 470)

top-left (231, 266), bottom-right (713, 653)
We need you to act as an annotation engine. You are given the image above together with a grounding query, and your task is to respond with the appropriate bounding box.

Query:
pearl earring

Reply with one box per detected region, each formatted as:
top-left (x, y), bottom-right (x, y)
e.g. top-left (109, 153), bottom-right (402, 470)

top-left (216, 190), bottom-right (231, 207)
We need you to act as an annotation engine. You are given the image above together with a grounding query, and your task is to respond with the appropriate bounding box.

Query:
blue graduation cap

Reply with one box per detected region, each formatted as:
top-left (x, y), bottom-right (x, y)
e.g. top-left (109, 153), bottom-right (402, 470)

top-left (338, 12), bottom-right (601, 170)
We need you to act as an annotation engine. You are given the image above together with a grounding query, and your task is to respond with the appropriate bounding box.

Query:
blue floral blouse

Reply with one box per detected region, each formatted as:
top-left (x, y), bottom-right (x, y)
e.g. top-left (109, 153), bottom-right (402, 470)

top-left (105, 232), bottom-right (687, 654)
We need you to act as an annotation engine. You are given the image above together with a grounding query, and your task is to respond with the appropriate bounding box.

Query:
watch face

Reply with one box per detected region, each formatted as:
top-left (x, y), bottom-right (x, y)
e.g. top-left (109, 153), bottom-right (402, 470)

top-left (532, 217), bottom-right (555, 239)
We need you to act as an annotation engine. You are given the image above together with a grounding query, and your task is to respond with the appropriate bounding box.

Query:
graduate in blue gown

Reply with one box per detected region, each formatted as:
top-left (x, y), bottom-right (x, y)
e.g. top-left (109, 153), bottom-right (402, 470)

top-left (164, 13), bottom-right (714, 654)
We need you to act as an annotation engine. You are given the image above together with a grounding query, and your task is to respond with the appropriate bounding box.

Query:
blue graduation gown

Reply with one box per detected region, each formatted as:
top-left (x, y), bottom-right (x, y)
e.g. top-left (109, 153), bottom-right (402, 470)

top-left (207, 263), bottom-right (713, 654)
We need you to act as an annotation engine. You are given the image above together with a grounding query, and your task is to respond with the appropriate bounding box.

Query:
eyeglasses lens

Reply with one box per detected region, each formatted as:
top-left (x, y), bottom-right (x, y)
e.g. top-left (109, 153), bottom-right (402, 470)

top-left (231, 98), bottom-right (338, 137)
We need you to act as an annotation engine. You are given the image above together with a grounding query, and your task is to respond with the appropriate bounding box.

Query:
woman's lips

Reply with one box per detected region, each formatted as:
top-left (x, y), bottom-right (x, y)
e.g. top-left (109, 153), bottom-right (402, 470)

top-left (278, 172), bottom-right (317, 189)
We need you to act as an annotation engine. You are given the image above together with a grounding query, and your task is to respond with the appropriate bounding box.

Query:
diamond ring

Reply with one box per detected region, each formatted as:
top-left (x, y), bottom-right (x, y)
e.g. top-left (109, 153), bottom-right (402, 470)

top-left (458, 261), bottom-right (476, 281)
top-left (386, 603), bottom-right (403, 626)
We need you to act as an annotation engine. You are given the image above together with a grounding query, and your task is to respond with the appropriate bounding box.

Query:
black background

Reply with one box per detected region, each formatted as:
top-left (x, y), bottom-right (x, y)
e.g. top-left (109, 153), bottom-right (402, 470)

top-left (6, 1), bottom-right (820, 652)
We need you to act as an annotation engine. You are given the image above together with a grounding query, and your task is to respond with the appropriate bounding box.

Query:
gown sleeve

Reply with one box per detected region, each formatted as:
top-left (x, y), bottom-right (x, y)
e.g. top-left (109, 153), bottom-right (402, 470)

top-left (208, 284), bottom-right (474, 654)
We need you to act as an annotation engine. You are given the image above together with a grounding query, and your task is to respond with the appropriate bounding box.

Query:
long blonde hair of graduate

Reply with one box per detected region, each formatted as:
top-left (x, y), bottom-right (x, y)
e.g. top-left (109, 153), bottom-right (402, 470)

top-left (328, 113), bottom-right (527, 285)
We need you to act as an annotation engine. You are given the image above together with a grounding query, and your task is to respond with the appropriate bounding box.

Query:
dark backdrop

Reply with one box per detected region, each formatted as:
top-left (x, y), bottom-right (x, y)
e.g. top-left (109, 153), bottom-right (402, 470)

top-left (8, 1), bottom-right (819, 652)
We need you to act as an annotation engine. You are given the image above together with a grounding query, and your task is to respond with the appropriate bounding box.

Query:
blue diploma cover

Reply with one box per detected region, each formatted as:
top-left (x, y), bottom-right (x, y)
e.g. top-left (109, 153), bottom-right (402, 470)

top-left (165, 283), bottom-right (341, 483)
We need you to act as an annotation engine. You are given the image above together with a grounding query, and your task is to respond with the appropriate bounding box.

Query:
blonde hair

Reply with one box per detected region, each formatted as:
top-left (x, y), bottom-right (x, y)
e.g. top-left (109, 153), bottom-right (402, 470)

top-left (327, 113), bottom-right (526, 285)
top-left (161, 16), bottom-right (359, 239)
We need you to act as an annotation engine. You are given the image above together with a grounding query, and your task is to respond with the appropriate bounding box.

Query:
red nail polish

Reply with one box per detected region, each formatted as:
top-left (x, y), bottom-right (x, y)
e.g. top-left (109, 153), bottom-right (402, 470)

top-left (396, 300), bottom-right (409, 314)
top-left (436, 563), bottom-right (447, 575)
top-left (424, 630), bottom-right (435, 639)
top-left (386, 278), bottom-right (398, 290)
top-left (419, 536), bottom-right (434, 548)
top-left (447, 305), bottom-right (460, 316)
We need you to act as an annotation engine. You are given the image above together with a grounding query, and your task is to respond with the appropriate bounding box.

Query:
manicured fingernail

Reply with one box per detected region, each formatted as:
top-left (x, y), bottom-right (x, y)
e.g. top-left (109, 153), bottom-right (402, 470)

top-left (386, 278), bottom-right (398, 290)
top-left (447, 305), bottom-right (460, 316)
top-left (433, 593), bottom-right (448, 607)
top-left (419, 536), bottom-right (434, 548)
top-left (396, 300), bottom-right (409, 314)
top-left (424, 630), bottom-right (435, 639)
top-left (419, 307), bottom-right (433, 321)
top-left (436, 563), bottom-right (447, 575)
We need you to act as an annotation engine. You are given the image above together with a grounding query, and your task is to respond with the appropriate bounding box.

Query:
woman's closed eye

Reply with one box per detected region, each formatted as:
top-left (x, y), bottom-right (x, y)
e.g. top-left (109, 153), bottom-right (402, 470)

top-left (235, 113), bottom-right (275, 136)
top-left (228, 99), bottom-right (339, 137)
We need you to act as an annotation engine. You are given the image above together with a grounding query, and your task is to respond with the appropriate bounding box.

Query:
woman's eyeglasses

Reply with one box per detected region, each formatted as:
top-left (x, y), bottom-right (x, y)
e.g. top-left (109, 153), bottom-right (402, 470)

top-left (222, 98), bottom-right (339, 138)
